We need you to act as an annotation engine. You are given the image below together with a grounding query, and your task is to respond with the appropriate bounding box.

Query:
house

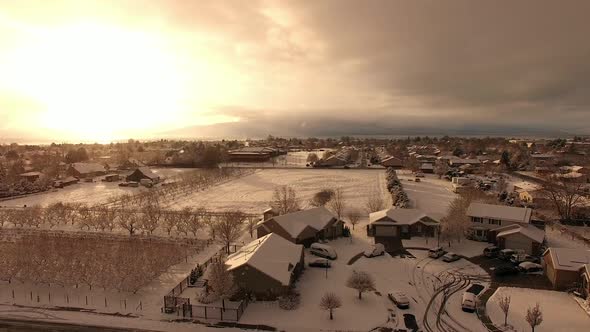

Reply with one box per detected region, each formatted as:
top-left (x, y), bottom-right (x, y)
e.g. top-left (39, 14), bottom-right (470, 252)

top-left (466, 203), bottom-right (532, 242)
top-left (119, 158), bottom-right (145, 170)
top-left (103, 174), bottom-right (120, 182)
top-left (381, 156), bottom-right (403, 168)
top-left (225, 233), bottom-right (304, 299)
top-left (415, 154), bottom-right (438, 163)
top-left (256, 207), bottom-right (344, 247)
top-left (125, 167), bottom-right (160, 183)
top-left (495, 224), bottom-right (545, 255)
top-left (420, 163), bottom-right (434, 174)
top-left (319, 154), bottom-right (347, 167)
top-left (367, 208), bottom-right (440, 252)
top-left (53, 176), bottom-right (79, 188)
top-left (228, 147), bottom-right (277, 162)
top-left (67, 163), bottom-right (106, 178)
top-left (542, 248), bottom-right (590, 290)
top-left (19, 171), bottom-right (42, 182)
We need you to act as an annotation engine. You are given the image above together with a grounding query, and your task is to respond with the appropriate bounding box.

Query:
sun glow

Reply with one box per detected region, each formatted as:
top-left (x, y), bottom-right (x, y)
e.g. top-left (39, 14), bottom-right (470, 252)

top-left (2, 22), bottom-right (189, 142)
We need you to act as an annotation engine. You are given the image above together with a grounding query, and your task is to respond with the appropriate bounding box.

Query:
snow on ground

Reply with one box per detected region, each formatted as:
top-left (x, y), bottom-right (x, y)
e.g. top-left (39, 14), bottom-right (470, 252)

top-left (0, 167), bottom-right (190, 208)
top-left (487, 287), bottom-right (590, 332)
top-left (403, 237), bottom-right (489, 258)
top-left (545, 226), bottom-right (590, 249)
top-left (221, 150), bottom-right (335, 168)
top-left (396, 171), bottom-right (456, 218)
top-left (169, 169), bottom-right (389, 214)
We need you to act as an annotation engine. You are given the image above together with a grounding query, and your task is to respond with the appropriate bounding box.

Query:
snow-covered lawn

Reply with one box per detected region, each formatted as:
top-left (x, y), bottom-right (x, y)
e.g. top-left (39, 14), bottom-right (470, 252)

top-left (396, 171), bottom-right (456, 218)
top-left (170, 169), bottom-right (389, 214)
top-left (403, 237), bottom-right (490, 258)
top-left (241, 230), bottom-right (490, 331)
top-left (487, 287), bottom-right (590, 332)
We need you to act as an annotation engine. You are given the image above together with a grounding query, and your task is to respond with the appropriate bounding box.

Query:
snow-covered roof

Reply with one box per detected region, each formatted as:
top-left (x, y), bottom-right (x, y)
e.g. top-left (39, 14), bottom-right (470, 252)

top-left (451, 158), bottom-right (481, 165)
top-left (269, 207), bottom-right (337, 238)
top-left (20, 171), bottom-right (42, 177)
top-left (420, 163), bottom-right (434, 170)
top-left (225, 233), bottom-right (303, 286)
top-left (70, 162), bottom-right (106, 174)
top-left (545, 248), bottom-right (590, 272)
top-left (369, 208), bottom-right (439, 226)
top-left (467, 203), bottom-right (532, 224)
top-left (496, 225), bottom-right (545, 243)
top-left (131, 167), bottom-right (160, 180)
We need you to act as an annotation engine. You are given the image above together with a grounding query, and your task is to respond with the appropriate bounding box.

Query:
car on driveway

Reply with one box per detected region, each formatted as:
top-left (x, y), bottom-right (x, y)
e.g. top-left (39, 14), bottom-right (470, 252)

top-left (308, 258), bottom-right (331, 268)
top-left (364, 243), bottom-right (385, 258)
top-left (310, 243), bottom-right (337, 260)
top-left (388, 291), bottom-right (410, 309)
top-left (518, 262), bottom-right (543, 274)
top-left (403, 314), bottom-right (419, 332)
top-left (498, 249), bottom-right (516, 261)
top-left (442, 252), bottom-right (461, 262)
top-left (428, 247), bottom-right (446, 259)
top-left (415, 172), bottom-right (425, 178)
top-left (494, 265), bottom-right (519, 277)
top-left (483, 246), bottom-right (500, 258)
top-left (510, 253), bottom-right (540, 265)
top-left (461, 292), bottom-right (477, 312)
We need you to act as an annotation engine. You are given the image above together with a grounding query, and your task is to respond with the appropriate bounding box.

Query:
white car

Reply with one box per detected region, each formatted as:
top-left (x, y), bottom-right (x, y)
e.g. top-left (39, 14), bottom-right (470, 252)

top-left (364, 243), bottom-right (385, 258)
top-left (428, 247), bottom-right (446, 259)
top-left (388, 291), bottom-right (410, 309)
top-left (442, 252), bottom-right (461, 262)
top-left (518, 262), bottom-right (543, 274)
top-left (461, 292), bottom-right (476, 312)
top-left (415, 172), bottom-right (425, 177)
top-left (310, 243), bottom-right (337, 260)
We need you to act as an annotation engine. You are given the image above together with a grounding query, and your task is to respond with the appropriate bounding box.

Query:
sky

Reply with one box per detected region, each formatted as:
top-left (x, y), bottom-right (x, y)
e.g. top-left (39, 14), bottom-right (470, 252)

top-left (1, 0), bottom-right (590, 142)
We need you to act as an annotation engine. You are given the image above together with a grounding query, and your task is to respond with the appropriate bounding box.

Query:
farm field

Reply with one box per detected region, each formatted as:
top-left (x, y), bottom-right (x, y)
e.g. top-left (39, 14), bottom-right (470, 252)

top-left (0, 168), bottom-right (196, 208)
top-left (170, 168), bottom-right (389, 214)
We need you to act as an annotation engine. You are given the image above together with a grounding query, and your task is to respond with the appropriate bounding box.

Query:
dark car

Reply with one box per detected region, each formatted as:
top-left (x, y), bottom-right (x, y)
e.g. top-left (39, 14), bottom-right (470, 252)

top-left (308, 258), bottom-right (331, 268)
top-left (494, 266), bottom-right (519, 277)
top-left (483, 246), bottom-right (500, 258)
top-left (403, 314), bottom-right (419, 332)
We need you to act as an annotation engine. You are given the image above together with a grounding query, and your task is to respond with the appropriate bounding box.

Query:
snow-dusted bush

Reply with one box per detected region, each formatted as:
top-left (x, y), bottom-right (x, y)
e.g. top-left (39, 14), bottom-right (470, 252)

top-left (278, 290), bottom-right (300, 310)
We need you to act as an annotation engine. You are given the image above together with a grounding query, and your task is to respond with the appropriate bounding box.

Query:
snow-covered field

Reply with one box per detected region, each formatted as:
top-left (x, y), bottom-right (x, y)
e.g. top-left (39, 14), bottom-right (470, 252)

top-left (0, 167), bottom-right (193, 208)
top-left (397, 171), bottom-right (456, 218)
top-left (170, 169), bottom-right (389, 214)
top-left (221, 150), bottom-right (335, 168)
top-left (487, 287), bottom-right (590, 332)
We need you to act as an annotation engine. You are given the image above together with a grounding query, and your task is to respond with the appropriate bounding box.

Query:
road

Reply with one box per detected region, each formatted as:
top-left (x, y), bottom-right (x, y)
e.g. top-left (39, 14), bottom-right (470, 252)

top-left (0, 318), bottom-right (158, 331)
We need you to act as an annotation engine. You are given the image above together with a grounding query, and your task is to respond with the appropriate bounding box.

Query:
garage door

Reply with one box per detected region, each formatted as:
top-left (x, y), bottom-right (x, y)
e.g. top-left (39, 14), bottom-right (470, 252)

top-left (504, 234), bottom-right (532, 254)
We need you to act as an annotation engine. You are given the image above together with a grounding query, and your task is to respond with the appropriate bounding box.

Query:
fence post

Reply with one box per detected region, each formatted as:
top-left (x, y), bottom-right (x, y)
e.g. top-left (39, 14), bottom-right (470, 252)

top-left (220, 307), bottom-right (223, 321)
top-left (204, 306), bottom-right (207, 319)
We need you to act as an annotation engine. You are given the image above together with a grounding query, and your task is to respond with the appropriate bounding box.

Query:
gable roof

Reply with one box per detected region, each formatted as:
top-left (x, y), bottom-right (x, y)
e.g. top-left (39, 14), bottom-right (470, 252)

top-left (369, 208), bottom-right (440, 226)
top-left (70, 162), bottom-right (106, 174)
top-left (467, 203), bottom-right (532, 224)
top-left (225, 233), bottom-right (303, 286)
top-left (269, 207), bottom-right (337, 238)
top-left (544, 247), bottom-right (590, 272)
top-left (129, 167), bottom-right (160, 180)
top-left (496, 225), bottom-right (545, 243)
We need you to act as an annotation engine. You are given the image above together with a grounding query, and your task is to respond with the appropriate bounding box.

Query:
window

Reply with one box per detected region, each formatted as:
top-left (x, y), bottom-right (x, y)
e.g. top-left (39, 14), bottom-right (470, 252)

top-left (472, 217), bottom-right (483, 223)
top-left (488, 219), bottom-right (501, 225)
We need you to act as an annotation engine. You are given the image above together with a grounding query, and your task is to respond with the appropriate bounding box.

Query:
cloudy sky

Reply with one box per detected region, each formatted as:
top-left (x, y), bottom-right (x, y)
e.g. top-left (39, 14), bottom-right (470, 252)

top-left (1, 0), bottom-right (589, 142)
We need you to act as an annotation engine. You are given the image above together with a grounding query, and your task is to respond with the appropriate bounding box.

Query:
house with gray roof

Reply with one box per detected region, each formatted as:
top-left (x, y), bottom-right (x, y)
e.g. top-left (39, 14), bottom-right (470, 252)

top-left (542, 247), bottom-right (590, 290)
top-left (256, 207), bottom-right (344, 247)
top-left (466, 202), bottom-right (532, 242)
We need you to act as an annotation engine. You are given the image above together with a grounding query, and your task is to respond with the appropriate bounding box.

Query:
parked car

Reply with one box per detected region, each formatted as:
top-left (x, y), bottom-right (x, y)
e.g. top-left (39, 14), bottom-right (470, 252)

top-left (493, 266), bottom-right (519, 277)
top-left (364, 243), bottom-right (385, 258)
top-left (510, 253), bottom-right (540, 265)
top-left (310, 243), bottom-right (338, 260)
top-left (403, 314), bottom-right (419, 332)
top-left (428, 247), bottom-right (446, 259)
top-left (388, 291), bottom-right (410, 309)
top-left (415, 178), bottom-right (421, 182)
top-left (461, 292), bottom-right (477, 312)
top-left (518, 262), bottom-right (543, 274)
top-left (483, 246), bottom-right (501, 258)
top-left (415, 172), bottom-right (425, 178)
top-left (442, 252), bottom-right (461, 262)
top-left (498, 249), bottom-right (516, 261)
top-left (308, 258), bottom-right (331, 268)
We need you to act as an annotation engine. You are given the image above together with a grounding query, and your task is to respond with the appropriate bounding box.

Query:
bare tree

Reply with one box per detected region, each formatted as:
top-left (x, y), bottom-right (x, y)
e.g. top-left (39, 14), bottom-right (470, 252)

top-left (444, 188), bottom-right (494, 243)
top-left (434, 162), bottom-right (449, 179)
top-left (328, 187), bottom-right (345, 221)
top-left (206, 258), bottom-right (235, 310)
top-left (346, 208), bottom-right (362, 230)
top-left (319, 292), bottom-right (342, 320)
top-left (365, 188), bottom-right (385, 214)
top-left (306, 153), bottom-right (319, 164)
top-left (118, 210), bottom-right (141, 235)
top-left (498, 295), bottom-right (511, 326)
top-left (271, 185), bottom-right (300, 215)
top-left (214, 211), bottom-right (244, 253)
top-left (526, 303), bottom-right (543, 332)
top-left (541, 175), bottom-right (586, 221)
top-left (161, 211), bottom-right (178, 236)
top-left (140, 198), bottom-right (162, 235)
top-left (346, 270), bottom-right (376, 300)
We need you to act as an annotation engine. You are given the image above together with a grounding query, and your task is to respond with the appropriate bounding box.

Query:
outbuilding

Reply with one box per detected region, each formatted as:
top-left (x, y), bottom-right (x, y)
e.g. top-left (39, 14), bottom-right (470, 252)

top-left (495, 224), bottom-right (545, 255)
top-left (542, 247), bottom-right (590, 290)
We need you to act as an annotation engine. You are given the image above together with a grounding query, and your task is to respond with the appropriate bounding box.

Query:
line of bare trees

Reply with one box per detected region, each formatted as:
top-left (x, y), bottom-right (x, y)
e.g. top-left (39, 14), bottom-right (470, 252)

top-left (386, 167), bottom-right (410, 207)
top-left (0, 199), bottom-right (251, 238)
top-left (0, 232), bottom-right (195, 294)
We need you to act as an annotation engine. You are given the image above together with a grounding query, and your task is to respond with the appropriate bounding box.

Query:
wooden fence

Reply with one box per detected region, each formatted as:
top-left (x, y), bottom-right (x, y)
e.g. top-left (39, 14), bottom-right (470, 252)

top-left (163, 244), bottom-right (249, 321)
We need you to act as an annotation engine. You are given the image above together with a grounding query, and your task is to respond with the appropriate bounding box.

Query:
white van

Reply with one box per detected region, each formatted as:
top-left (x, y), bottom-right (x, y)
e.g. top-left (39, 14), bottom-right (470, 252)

top-left (461, 292), bottom-right (476, 312)
top-left (310, 243), bottom-right (337, 260)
